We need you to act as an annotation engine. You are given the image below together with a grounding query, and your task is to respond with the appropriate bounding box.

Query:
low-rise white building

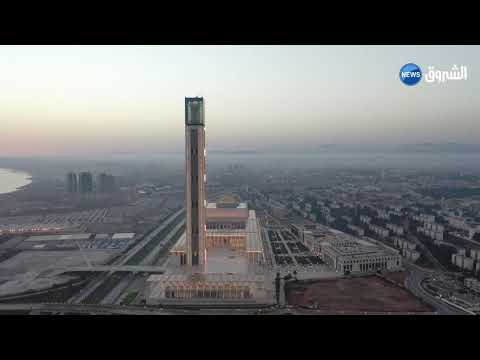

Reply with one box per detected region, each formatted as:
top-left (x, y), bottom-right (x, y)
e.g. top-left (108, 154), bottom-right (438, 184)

top-left (369, 224), bottom-right (389, 238)
top-left (402, 248), bottom-right (420, 261)
top-left (321, 241), bottom-right (401, 273)
top-left (393, 237), bottom-right (416, 251)
top-left (413, 213), bottom-right (435, 224)
top-left (447, 216), bottom-right (480, 240)
top-left (464, 278), bottom-right (480, 294)
top-left (470, 249), bottom-right (480, 260)
top-left (463, 257), bottom-right (475, 271)
top-left (452, 254), bottom-right (465, 268)
top-left (377, 209), bottom-right (390, 220)
top-left (424, 222), bottom-right (445, 233)
top-left (326, 215), bottom-right (335, 224)
top-left (360, 215), bottom-right (371, 224)
top-left (417, 224), bottom-right (444, 241)
top-left (386, 223), bottom-right (404, 236)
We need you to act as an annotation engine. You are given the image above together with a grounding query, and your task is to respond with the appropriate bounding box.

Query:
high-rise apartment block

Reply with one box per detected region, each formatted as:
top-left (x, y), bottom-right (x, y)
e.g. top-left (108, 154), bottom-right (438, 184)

top-left (78, 172), bottom-right (94, 194)
top-left (66, 172), bottom-right (78, 193)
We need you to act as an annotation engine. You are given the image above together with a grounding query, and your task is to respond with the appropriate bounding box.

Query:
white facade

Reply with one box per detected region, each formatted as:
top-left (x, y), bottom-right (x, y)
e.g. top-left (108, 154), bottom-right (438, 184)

top-left (377, 209), bottom-right (390, 220)
top-left (454, 254), bottom-right (464, 268)
top-left (463, 257), bottom-right (474, 271)
top-left (402, 248), bottom-right (420, 261)
top-left (360, 215), bottom-right (371, 224)
top-left (322, 242), bottom-right (401, 273)
top-left (464, 278), bottom-right (480, 294)
top-left (393, 237), bottom-right (416, 251)
top-left (413, 214), bottom-right (435, 224)
top-left (470, 249), bottom-right (480, 260)
top-left (417, 224), bottom-right (444, 241)
top-left (369, 224), bottom-right (389, 238)
top-left (386, 223), bottom-right (404, 236)
top-left (145, 273), bottom-right (273, 305)
top-left (446, 216), bottom-right (480, 239)
top-left (326, 215), bottom-right (335, 224)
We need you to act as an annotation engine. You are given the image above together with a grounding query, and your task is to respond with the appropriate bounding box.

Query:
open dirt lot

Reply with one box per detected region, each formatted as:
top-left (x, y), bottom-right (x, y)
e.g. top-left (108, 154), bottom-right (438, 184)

top-left (382, 271), bottom-right (408, 286)
top-left (0, 250), bottom-right (114, 296)
top-left (285, 275), bottom-right (433, 313)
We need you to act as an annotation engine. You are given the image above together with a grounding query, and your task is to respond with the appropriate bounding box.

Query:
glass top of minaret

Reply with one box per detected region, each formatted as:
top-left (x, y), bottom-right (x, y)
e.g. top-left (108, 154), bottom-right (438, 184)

top-left (185, 97), bottom-right (205, 126)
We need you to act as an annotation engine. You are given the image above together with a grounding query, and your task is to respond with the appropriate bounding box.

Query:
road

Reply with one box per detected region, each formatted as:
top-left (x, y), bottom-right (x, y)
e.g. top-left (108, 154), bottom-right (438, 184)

top-left (67, 208), bottom-right (184, 304)
top-left (100, 273), bottom-right (136, 305)
top-left (56, 265), bottom-right (165, 272)
top-left (0, 302), bottom-right (442, 315)
top-left (139, 219), bottom-right (185, 265)
top-left (404, 263), bottom-right (468, 315)
top-left (406, 232), bottom-right (447, 272)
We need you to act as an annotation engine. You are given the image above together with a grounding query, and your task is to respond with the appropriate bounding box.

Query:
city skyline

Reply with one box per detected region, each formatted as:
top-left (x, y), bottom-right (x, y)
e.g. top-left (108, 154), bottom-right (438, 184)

top-left (1, 45), bottom-right (479, 157)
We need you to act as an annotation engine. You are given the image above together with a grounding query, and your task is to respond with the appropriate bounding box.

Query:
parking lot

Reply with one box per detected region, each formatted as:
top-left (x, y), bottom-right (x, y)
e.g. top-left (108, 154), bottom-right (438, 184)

top-left (266, 228), bottom-right (324, 271)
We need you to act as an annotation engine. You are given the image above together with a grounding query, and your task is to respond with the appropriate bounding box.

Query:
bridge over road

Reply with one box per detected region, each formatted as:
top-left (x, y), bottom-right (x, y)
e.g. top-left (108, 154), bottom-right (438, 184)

top-left (56, 266), bottom-right (166, 273)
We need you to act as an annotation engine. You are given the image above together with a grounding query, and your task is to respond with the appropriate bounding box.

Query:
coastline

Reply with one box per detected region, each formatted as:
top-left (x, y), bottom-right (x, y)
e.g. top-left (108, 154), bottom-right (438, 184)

top-left (0, 168), bottom-right (34, 197)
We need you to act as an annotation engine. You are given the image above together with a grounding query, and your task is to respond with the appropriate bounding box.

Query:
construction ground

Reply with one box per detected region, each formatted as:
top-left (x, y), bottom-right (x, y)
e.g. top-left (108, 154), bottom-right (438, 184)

top-left (285, 273), bottom-right (433, 313)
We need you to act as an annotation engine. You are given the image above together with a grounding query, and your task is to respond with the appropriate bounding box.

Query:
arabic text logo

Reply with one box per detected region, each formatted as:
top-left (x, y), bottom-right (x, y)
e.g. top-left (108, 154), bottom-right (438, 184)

top-left (425, 65), bottom-right (468, 84)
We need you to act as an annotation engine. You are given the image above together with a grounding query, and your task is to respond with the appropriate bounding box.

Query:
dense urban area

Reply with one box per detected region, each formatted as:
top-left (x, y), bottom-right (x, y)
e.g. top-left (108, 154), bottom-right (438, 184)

top-left (1, 156), bottom-right (480, 315)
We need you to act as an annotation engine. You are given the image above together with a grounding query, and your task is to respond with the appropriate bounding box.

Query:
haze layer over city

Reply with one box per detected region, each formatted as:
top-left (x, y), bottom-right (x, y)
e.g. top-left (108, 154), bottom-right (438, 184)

top-left (0, 45), bottom-right (479, 315)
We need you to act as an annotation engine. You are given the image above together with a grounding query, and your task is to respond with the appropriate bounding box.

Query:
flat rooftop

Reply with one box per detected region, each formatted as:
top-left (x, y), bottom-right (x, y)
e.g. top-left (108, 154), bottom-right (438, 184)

top-left (206, 248), bottom-right (249, 274)
top-left (94, 234), bottom-right (110, 240)
top-left (111, 233), bottom-right (136, 240)
top-left (324, 242), bottom-right (397, 259)
top-left (206, 207), bottom-right (249, 220)
top-left (24, 233), bottom-right (92, 242)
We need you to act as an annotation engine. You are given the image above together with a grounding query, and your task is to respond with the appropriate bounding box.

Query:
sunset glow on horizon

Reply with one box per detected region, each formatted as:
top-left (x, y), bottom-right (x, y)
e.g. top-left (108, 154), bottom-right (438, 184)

top-left (1, 45), bottom-right (479, 157)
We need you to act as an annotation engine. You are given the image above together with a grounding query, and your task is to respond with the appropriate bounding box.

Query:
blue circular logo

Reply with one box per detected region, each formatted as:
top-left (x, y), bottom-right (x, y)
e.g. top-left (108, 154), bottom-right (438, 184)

top-left (399, 63), bottom-right (422, 86)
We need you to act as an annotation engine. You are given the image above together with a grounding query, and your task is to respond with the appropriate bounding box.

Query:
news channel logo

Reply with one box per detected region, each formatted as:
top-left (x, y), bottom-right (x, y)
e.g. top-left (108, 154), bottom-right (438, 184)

top-left (399, 63), bottom-right (422, 86)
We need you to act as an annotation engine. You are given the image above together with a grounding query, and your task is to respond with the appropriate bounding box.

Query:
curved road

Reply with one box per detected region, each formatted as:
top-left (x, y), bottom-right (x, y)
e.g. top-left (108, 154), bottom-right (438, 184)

top-left (404, 263), bottom-right (469, 315)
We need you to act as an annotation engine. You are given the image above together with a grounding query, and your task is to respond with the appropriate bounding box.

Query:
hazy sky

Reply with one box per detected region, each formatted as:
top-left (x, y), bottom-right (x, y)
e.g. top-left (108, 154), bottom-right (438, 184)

top-left (1, 45), bottom-right (478, 156)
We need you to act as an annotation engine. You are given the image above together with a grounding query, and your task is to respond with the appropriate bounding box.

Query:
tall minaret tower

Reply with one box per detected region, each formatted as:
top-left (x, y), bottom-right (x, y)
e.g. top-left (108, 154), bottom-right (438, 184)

top-left (184, 97), bottom-right (207, 267)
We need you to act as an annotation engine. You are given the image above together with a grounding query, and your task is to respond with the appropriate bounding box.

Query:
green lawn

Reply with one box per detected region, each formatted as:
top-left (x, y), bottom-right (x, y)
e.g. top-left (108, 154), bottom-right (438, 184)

top-left (121, 291), bottom-right (139, 305)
